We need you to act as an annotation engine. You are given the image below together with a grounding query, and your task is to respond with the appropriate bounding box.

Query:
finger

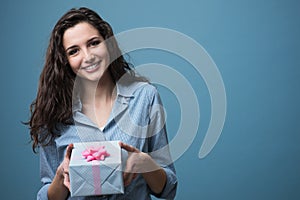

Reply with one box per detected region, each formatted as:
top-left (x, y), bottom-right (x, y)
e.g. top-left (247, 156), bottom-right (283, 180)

top-left (56, 164), bottom-right (65, 178)
top-left (132, 173), bottom-right (137, 180)
top-left (123, 172), bottom-right (129, 183)
top-left (123, 172), bottom-right (128, 186)
top-left (123, 169), bottom-right (133, 183)
top-left (62, 144), bottom-right (73, 180)
top-left (119, 142), bottom-right (139, 153)
top-left (63, 173), bottom-right (70, 190)
top-left (62, 165), bottom-right (69, 175)
top-left (123, 172), bottom-right (134, 187)
top-left (65, 144), bottom-right (74, 159)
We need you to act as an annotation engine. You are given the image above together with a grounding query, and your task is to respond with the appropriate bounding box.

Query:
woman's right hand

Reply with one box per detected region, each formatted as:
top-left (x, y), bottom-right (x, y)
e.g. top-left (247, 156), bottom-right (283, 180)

top-left (61, 143), bottom-right (74, 190)
top-left (48, 144), bottom-right (73, 200)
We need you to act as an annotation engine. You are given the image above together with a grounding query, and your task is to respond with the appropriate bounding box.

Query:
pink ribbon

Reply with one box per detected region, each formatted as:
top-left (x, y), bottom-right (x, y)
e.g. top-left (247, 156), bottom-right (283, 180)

top-left (82, 146), bottom-right (110, 162)
top-left (92, 165), bottom-right (101, 194)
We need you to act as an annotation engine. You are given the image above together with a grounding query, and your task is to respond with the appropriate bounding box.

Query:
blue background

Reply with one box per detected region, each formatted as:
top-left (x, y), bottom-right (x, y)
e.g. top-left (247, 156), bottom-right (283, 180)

top-left (1, 0), bottom-right (299, 199)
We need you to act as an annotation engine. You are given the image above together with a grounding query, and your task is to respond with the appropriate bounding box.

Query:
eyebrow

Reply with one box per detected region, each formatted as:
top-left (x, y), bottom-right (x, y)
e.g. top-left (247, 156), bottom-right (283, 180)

top-left (65, 36), bottom-right (102, 52)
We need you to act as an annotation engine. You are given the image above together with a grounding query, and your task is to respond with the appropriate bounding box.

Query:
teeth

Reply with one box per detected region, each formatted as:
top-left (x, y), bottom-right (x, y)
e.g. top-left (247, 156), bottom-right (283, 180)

top-left (86, 64), bottom-right (97, 70)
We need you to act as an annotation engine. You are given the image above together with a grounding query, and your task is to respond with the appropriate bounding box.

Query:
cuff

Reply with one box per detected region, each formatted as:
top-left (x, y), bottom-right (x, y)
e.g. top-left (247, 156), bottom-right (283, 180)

top-left (151, 167), bottom-right (177, 199)
top-left (37, 184), bottom-right (50, 200)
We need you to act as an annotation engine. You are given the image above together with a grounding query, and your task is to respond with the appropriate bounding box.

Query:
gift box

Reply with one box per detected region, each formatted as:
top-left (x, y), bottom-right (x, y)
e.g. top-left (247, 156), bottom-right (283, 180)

top-left (69, 141), bottom-right (125, 197)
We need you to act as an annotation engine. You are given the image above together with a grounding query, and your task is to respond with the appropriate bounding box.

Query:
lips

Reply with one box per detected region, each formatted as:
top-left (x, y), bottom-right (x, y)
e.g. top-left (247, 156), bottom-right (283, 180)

top-left (81, 61), bottom-right (101, 72)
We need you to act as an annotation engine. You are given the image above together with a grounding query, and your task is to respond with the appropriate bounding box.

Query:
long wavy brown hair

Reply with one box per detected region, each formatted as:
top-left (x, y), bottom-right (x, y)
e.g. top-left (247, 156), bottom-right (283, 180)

top-left (26, 7), bottom-right (132, 152)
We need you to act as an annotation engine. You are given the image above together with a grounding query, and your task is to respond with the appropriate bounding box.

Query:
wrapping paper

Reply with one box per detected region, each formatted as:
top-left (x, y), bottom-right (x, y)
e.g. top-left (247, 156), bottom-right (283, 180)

top-left (69, 141), bottom-right (125, 197)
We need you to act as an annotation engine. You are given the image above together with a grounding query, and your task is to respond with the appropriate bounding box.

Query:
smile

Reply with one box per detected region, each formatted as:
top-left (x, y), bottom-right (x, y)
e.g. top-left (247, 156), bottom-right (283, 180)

top-left (81, 61), bottom-right (101, 72)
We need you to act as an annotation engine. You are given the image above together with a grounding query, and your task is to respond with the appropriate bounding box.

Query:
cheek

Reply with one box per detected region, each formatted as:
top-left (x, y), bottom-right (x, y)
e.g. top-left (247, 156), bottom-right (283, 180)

top-left (96, 45), bottom-right (110, 63)
top-left (104, 53), bottom-right (110, 66)
top-left (68, 58), bottom-right (81, 73)
top-left (102, 49), bottom-right (110, 65)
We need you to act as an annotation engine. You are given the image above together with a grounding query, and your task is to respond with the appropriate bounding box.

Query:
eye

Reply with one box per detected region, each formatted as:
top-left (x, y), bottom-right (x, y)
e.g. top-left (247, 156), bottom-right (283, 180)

top-left (89, 40), bottom-right (101, 47)
top-left (67, 48), bottom-right (79, 56)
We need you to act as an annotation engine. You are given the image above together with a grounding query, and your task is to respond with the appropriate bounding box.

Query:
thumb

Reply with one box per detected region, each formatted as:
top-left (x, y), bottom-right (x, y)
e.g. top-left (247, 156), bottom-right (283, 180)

top-left (65, 144), bottom-right (74, 160)
top-left (119, 142), bottom-right (139, 153)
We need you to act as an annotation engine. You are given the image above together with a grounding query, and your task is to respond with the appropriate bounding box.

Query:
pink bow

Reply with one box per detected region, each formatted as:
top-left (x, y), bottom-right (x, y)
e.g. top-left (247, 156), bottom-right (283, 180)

top-left (82, 146), bottom-right (110, 162)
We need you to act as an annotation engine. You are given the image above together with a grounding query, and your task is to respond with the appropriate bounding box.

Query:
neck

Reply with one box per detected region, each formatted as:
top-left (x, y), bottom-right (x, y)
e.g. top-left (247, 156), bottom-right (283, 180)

top-left (79, 71), bottom-right (116, 105)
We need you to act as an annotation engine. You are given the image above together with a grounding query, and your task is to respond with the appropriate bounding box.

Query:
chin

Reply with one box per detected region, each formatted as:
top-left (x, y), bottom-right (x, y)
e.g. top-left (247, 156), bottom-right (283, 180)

top-left (80, 70), bottom-right (110, 83)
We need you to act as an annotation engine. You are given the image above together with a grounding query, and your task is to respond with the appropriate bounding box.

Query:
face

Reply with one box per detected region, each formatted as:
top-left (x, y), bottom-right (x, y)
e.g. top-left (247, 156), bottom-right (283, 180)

top-left (63, 22), bottom-right (110, 82)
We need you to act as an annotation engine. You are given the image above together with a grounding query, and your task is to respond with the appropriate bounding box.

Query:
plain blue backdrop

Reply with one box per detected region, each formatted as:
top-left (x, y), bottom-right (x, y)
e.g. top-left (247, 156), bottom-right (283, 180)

top-left (1, 0), bottom-right (299, 199)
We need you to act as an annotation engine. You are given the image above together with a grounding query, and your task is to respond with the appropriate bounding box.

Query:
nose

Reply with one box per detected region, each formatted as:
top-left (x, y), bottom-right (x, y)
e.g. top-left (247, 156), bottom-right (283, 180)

top-left (83, 49), bottom-right (95, 63)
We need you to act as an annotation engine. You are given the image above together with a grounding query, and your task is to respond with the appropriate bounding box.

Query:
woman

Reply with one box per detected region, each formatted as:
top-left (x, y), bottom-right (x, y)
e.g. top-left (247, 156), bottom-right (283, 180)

top-left (27, 7), bottom-right (177, 200)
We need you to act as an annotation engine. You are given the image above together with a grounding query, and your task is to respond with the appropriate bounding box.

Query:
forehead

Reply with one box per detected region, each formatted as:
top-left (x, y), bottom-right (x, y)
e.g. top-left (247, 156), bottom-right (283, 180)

top-left (63, 22), bottom-right (102, 47)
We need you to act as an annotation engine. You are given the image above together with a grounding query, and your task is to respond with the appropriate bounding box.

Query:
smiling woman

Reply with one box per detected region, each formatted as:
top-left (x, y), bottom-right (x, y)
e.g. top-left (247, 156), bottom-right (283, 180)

top-left (25, 7), bottom-right (177, 200)
top-left (63, 22), bottom-right (110, 82)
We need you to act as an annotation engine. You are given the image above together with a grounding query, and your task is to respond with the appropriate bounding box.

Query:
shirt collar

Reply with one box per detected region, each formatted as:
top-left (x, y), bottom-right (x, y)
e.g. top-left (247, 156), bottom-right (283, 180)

top-left (72, 75), bottom-right (147, 113)
top-left (116, 75), bottom-right (147, 97)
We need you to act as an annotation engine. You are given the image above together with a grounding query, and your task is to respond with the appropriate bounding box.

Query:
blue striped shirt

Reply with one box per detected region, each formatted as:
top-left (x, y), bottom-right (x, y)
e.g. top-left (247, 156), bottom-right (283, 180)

top-left (37, 78), bottom-right (177, 200)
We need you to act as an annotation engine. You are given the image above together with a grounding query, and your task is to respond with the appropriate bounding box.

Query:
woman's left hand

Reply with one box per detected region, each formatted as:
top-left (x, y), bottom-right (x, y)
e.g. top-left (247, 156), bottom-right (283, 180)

top-left (119, 142), bottom-right (160, 186)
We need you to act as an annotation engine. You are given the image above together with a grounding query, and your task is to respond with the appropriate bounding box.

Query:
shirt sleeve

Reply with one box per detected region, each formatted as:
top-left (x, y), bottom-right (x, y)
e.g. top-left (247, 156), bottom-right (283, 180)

top-left (37, 143), bottom-right (59, 200)
top-left (147, 87), bottom-right (178, 199)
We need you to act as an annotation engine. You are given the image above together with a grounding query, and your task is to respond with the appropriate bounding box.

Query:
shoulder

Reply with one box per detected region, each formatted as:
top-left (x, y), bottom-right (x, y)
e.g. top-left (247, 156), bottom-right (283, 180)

top-left (128, 82), bottom-right (160, 104)
top-left (117, 74), bottom-right (159, 98)
top-left (134, 82), bottom-right (158, 96)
